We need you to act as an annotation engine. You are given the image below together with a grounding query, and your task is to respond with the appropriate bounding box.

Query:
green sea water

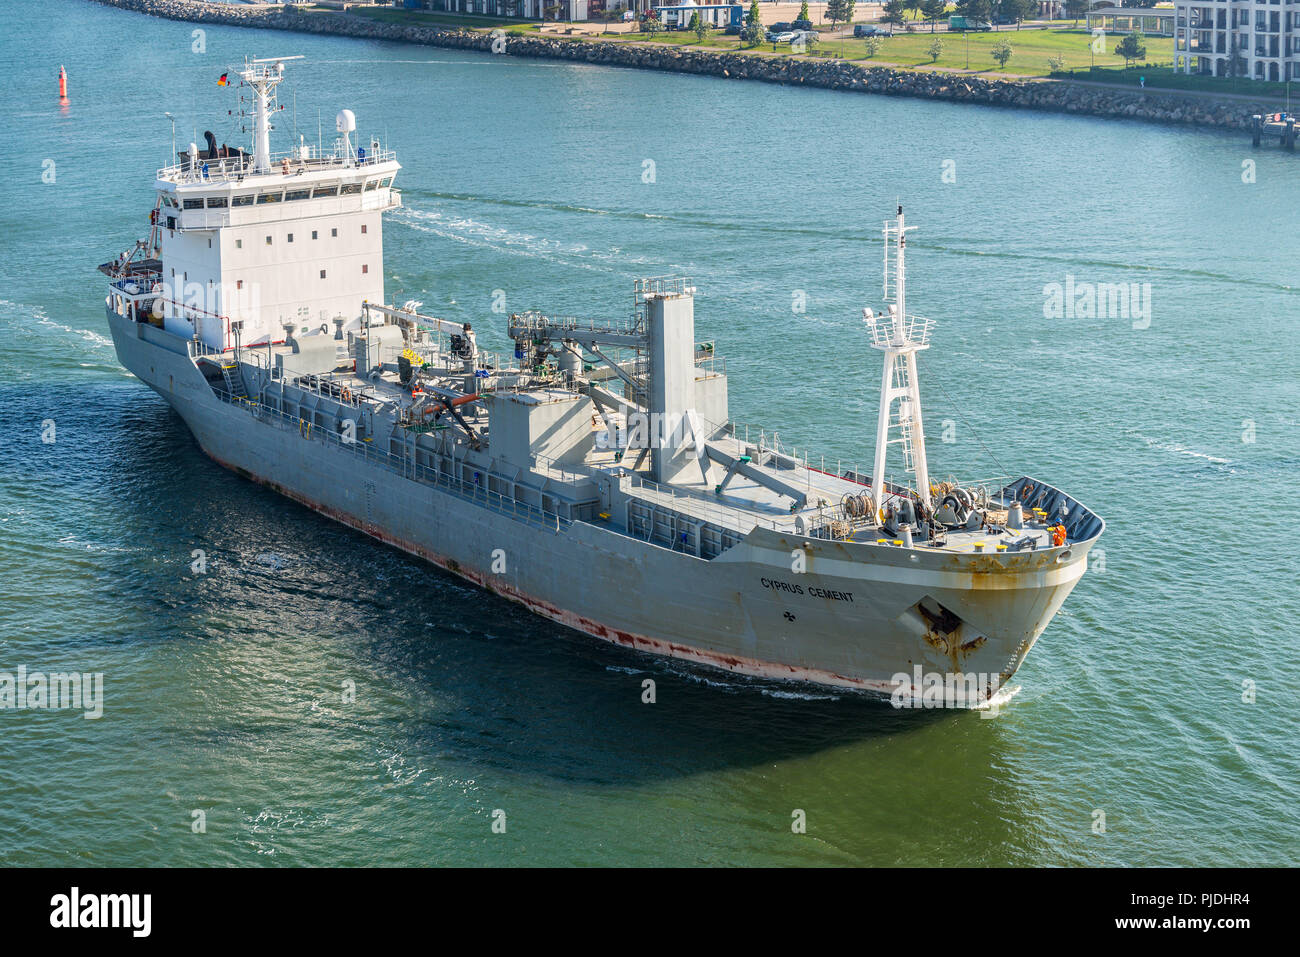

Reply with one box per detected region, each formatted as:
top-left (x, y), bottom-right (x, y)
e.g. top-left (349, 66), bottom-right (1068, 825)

top-left (0, 0), bottom-right (1297, 866)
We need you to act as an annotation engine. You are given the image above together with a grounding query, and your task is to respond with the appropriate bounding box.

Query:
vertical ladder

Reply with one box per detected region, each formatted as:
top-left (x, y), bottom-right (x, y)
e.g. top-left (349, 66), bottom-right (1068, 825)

top-left (219, 360), bottom-right (247, 400)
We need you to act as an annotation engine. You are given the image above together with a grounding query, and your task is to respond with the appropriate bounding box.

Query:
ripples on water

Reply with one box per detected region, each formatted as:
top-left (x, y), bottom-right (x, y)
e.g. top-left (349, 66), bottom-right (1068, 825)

top-left (0, 0), bottom-right (1296, 865)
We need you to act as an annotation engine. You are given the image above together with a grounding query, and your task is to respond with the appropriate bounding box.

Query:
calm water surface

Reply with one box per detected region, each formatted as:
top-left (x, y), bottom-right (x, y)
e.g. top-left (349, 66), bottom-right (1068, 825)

top-left (0, 0), bottom-right (1296, 865)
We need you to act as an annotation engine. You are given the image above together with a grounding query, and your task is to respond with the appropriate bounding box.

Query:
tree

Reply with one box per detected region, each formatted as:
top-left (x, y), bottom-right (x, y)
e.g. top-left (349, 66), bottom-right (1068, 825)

top-left (928, 36), bottom-right (944, 62)
top-left (921, 0), bottom-right (947, 32)
top-left (826, 0), bottom-right (850, 29)
top-left (742, 0), bottom-right (765, 47)
top-left (1114, 30), bottom-right (1146, 67)
top-left (641, 9), bottom-right (661, 36)
top-left (953, 0), bottom-right (991, 21)
top-left (844, 0), bottom-right (857, 26)
top-left (1228, 34), bottom-right (1246, 77)
top-left (863, 35), bottom-right (882, 57)
top-left (798, 1), bottom-right (810, 21)
top-left (693, 12), bottom-right (710, 42)
top-left (991, 38), bottom-right (1013, 67)
top-left (1047, 52), bottom-right (1065, 72)
top-left (882, 0), bottom-right (909, 29)
top-left (1063, 0), bottom-right (1086, 27)
top-left (997, 0), bottom-right (1036, 29)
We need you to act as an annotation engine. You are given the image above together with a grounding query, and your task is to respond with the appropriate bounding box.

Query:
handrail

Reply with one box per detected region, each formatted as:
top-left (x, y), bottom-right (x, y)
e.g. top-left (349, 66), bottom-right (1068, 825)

top-left (158, 145), bottom-right (399, 186)
top-left (213, 391), bottom-right (573, 533)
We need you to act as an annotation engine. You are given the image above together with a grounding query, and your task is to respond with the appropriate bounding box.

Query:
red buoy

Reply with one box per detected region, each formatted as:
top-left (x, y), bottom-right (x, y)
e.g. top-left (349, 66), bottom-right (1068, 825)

top-left (58, 65), bottom-right (68, 102)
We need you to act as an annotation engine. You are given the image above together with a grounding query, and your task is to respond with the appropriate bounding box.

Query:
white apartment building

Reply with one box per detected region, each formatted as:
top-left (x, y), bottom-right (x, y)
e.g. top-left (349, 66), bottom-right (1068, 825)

top-left (1174, 0), bottom-right (1300, 80)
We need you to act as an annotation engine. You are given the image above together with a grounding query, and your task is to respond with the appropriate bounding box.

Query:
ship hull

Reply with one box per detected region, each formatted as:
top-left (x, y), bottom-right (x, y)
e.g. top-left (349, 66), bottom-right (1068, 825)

top-left (107, 310), bottom-right (1095, 705)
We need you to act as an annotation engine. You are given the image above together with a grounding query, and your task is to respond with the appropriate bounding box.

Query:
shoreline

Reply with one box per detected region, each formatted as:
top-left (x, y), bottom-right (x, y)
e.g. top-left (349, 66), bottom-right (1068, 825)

top-left (88, 0), bottom-right (1272, 132)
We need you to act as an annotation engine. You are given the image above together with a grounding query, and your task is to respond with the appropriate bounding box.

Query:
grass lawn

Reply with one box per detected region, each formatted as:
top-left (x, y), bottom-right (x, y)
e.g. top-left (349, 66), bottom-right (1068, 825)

top-left (644, 27), bottom-right (1174, 77)
top-left (327, 11), bottom-right (1295, 98)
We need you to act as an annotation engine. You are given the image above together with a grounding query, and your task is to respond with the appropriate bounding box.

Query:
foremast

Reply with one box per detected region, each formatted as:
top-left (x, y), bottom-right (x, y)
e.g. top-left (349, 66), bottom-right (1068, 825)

top-left (867, 205), bottom-right (933, 511)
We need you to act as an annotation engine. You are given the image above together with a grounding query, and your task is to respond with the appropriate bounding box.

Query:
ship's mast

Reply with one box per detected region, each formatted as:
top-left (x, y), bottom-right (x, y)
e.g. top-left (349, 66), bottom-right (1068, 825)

top-left (238, 55), bottom-right (302, 174)
top-left (868, 205), bottom-right (933, 512)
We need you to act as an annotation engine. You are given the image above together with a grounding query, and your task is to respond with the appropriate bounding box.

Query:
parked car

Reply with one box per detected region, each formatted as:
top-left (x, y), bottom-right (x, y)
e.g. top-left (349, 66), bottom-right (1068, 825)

top-left (948, 16), bottom-right (993, 32)
top-left (768, 29), bottom-right (799, 42)
top-left (854, 24), bottom-right (892, 38)
top-left (794, 28), bottom-right (820, 41)
top-left (791, 18), bottom-right (814, 30)
top-left (724, 23), bottom-right (742, 35)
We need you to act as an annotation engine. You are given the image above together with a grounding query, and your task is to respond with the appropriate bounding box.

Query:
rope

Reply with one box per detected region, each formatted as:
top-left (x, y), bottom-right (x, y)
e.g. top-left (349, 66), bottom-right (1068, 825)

top-left (929, 374), bottom-right (1012, 481)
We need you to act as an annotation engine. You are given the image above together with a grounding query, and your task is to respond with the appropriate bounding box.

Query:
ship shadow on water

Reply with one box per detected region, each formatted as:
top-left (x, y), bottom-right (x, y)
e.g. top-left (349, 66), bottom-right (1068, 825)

top-left (369, 611), bottom-right (958, 788)
top-left (26, 382), bottom-right (960, 788)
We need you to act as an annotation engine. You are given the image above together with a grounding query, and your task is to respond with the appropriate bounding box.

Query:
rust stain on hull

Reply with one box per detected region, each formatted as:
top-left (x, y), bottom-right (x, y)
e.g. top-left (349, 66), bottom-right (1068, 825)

top-left (205, 450), bottom-right (894, 695)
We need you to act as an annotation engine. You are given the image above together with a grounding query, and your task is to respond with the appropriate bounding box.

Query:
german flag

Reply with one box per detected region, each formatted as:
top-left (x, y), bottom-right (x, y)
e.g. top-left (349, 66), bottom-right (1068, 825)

top-left (218, 73), bottom-right (229, 87)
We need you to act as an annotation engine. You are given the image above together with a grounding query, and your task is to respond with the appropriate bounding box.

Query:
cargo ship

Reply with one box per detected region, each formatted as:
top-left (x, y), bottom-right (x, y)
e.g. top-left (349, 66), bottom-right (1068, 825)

top-left (101, 57), bottom-right (1103, 706)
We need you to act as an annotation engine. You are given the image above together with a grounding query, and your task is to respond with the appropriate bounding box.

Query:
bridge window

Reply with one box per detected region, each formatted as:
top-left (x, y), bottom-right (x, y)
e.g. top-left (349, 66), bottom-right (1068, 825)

top-left (206, 197), bottom-right (227, 208)
top-left (183, 198), bottom-right (203, 209)
top-left (320, 270), bottom-right (327, 279)
top-left (232, 195), bottom-right (254, 207)
top-left (313, 186), bottom-right (339, 198)
top-left (285, 189), bottom-right (310, 201)
top-left (257, 192), bottom-right (282, 205)
top-left (340, 183), bottom-right (362, 195)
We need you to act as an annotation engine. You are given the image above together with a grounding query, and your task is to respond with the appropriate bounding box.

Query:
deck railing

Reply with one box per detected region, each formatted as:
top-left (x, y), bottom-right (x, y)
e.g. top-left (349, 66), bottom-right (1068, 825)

top-left (158, 145), bottom-right (398, 186)
top-left (212, 390), bottom-right (573, 534)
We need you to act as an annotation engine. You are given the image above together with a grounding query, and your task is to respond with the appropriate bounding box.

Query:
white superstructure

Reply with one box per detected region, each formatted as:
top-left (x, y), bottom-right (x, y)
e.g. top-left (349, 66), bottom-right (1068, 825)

top-left (147, 56), bottom-right (400, 350)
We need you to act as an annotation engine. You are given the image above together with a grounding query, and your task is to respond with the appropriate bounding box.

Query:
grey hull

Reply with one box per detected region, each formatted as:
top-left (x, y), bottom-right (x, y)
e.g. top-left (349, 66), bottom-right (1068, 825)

top-left (107, 310), bottom-right (1096, 703)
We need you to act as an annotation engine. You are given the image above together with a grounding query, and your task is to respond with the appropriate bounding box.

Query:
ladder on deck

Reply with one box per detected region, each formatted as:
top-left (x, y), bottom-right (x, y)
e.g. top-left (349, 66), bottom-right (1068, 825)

top-left (885, 352), bottom-right (920, 475)
top-left (219, 360), bottom-right (247, 400)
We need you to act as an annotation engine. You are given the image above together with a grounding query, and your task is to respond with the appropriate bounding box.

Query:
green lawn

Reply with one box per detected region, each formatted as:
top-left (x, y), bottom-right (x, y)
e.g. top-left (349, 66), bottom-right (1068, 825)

top-left (636, 27), bottom-right (1172, 77)
top-left (327, 11), bottom-right (1295, 99)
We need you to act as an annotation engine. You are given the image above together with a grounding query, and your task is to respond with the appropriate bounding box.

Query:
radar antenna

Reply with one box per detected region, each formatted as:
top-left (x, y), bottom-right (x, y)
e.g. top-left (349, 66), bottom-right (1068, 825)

top-left (235, 55), bottom-right (303, 174)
